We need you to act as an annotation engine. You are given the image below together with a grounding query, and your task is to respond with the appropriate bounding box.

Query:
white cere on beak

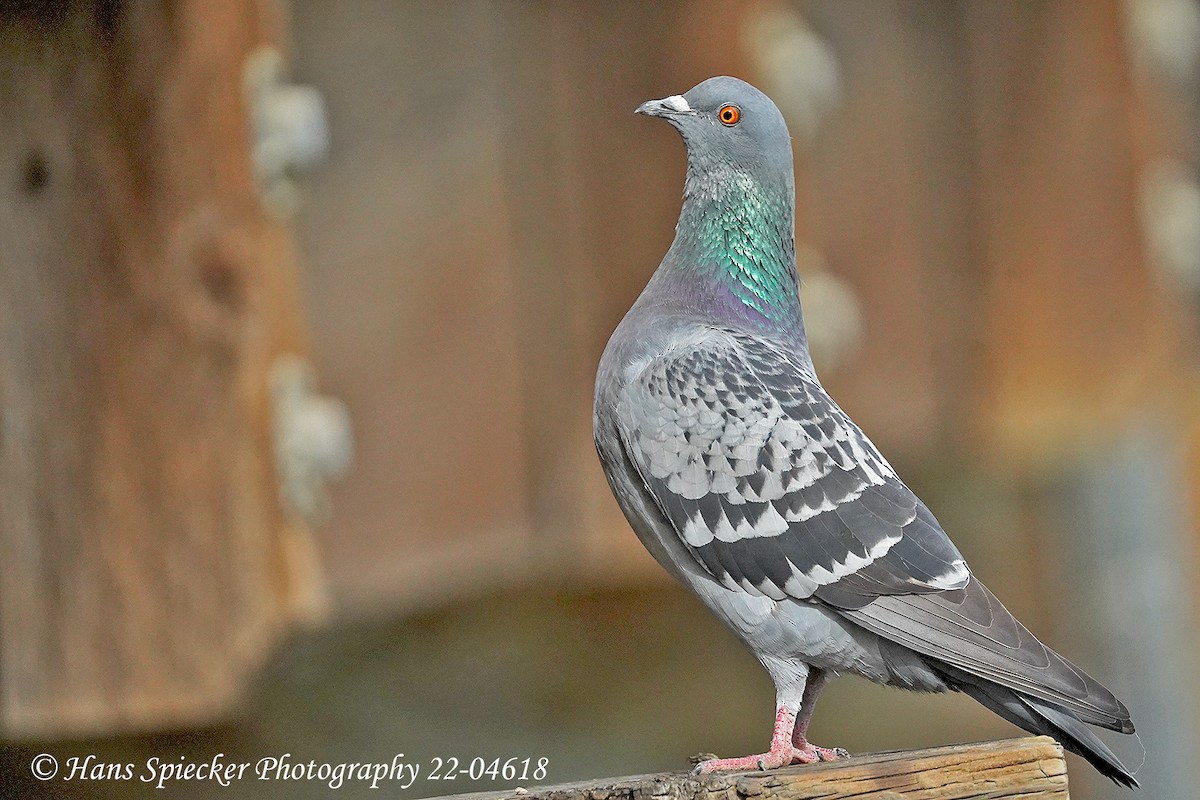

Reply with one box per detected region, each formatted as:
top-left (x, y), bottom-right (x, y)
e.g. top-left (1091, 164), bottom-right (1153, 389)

top-left (661, 95), bottom-right (691, 113)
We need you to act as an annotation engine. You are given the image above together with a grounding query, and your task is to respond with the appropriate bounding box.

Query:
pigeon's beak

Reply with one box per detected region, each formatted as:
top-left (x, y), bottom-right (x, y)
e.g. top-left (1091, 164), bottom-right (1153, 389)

top-left (635, 94), bottom-right (693, 118)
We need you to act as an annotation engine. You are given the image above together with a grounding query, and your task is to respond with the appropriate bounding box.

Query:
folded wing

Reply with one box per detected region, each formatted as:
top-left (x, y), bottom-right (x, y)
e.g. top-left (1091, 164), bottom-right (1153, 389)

top-left (616, 324), bottom-right (1132, 739)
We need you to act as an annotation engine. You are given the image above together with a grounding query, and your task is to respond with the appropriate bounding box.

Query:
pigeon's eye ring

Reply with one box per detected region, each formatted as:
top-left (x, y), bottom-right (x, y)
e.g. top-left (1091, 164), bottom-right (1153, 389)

top-left (718, 104), bottom-right (741, 126)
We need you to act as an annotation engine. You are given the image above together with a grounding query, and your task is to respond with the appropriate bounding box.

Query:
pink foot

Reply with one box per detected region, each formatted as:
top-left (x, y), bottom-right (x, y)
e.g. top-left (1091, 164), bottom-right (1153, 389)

top-left (790, 743), bottom-right (849, 764)
top-left (693, 745), bottom-right (793, 773)
top-left (692, 706), bottom-right (844, 774)
top-left (690, 705), bottom-right (850, 774)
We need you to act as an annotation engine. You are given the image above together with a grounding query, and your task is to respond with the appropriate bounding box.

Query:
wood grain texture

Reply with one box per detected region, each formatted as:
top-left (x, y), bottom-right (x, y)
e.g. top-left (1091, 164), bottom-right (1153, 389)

top-left (0, 0), bottom-right (322, 738)
top-left (434, 738), bottom-right (1068, 800)
top-left (963, 0), bottom-right (1177, 464)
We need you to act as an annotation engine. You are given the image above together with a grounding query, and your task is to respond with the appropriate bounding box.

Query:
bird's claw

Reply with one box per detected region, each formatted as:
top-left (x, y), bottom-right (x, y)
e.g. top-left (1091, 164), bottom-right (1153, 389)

top-left (693, 749), bottom-right (793, 774)
top-left (791, 743), bottom-right (849, 764)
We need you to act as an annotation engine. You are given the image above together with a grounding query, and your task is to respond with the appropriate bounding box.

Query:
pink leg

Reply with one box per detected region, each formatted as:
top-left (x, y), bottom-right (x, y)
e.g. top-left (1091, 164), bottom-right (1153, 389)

top-left (790, 668), bottom-right (848, 764)
top-left (693, 706), bottom-right (798, 773)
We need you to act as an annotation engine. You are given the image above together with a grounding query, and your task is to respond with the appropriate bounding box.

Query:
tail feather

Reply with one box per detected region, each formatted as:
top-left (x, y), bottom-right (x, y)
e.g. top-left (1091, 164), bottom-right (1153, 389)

top-left (939, 664), bottom-right (1138, 789)
top-left (827, 571), bottom-right (1137, 785)
top-left (842, 577), bottom-right (1135, 733)
top-left (1022, 693), bottom-right (1137, 789)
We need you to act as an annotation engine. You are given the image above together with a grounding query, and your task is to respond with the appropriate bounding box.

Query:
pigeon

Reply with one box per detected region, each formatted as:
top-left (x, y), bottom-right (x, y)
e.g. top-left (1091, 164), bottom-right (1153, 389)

top-left (592, 76), bottom-right (1138, 787)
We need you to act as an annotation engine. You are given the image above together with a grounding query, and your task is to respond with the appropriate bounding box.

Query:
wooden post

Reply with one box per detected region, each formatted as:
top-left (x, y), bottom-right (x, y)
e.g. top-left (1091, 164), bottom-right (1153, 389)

top-left (0, 1), bottom-right (324, 737)
top-left (430, 738), bottom-right (1068, 800)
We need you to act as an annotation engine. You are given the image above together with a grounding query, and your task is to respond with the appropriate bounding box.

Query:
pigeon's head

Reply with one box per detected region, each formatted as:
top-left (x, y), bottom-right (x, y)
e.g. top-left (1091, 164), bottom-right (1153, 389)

top-left (636, 76), bottom-right (793, 185)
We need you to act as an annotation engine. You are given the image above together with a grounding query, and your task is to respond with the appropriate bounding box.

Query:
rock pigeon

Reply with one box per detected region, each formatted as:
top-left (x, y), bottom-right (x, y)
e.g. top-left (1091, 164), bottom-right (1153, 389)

top-left (592, 76), bottom-right (1138, 787)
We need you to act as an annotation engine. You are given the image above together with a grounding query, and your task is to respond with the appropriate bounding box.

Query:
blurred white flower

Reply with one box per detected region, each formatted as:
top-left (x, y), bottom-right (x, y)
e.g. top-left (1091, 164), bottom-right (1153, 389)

top-left (1125, 0), bottom-right (1200, 93)
top-left (1140, 160), bottom-right (1200, 292)
top-left (743, 4), bottom-right (841, 149)
top-left (797, 247), bottom-right (863, 371)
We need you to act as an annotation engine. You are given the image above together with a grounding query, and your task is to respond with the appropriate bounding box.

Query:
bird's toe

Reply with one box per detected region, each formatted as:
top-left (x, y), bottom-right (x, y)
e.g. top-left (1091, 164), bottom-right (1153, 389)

top-left (791, 743), bottom-right (849, 764)
top-left (694, 748), bottom-right (792, 773)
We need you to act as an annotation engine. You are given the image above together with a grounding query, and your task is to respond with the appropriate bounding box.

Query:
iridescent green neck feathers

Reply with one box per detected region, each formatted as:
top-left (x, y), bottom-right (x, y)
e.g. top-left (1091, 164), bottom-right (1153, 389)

top-left (671, 166), bottom-right (800, 331)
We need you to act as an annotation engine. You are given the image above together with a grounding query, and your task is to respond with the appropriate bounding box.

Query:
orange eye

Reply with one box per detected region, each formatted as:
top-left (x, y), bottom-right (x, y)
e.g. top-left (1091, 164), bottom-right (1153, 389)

top-left (718, 104), bottom-right (741, 126)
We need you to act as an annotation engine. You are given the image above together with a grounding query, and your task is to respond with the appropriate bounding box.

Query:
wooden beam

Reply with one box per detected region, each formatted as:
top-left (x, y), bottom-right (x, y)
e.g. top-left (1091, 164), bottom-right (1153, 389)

top-left (0, 0), bottom-right (324, 738)
top-left (433, 738), bottom-right (1068, 800)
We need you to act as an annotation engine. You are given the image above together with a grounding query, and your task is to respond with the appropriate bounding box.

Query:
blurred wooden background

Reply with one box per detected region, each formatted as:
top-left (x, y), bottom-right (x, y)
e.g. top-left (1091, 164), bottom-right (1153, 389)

top-left (0, 0), bottom-right (325, 742)
top-left (293, 2), bottom-right (1200, 798)
top-left (1, 1), bottom-right (1198, 799)
top-left (296, 0), bottom-right (1200, 615)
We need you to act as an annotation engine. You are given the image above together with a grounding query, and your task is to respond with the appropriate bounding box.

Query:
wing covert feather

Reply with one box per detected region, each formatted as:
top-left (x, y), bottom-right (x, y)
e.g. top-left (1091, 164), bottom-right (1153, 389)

top-left (616, 327), bottom-right (968, 604)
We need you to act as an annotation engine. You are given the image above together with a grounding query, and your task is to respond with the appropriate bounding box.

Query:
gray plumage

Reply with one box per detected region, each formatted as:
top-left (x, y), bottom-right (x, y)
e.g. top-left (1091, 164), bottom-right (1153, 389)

top-left (593, 76), bottom-right (1136, 787)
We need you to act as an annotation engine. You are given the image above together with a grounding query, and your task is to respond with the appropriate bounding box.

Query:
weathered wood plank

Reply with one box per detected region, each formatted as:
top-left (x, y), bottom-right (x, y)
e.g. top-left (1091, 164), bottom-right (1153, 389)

top-left (433, 738), bottom-right (1068, 800)
top-left (0, 0), bottom-right (324, 738)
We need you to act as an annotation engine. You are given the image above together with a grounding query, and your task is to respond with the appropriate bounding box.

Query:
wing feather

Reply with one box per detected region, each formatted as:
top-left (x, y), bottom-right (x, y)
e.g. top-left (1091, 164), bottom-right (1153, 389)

top-left (616, 326), bottom-right (968, 604)
top-left (847, 578), bottom-right (1133, 732)
top-left (615, 324), bottom-right (1132, 736)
